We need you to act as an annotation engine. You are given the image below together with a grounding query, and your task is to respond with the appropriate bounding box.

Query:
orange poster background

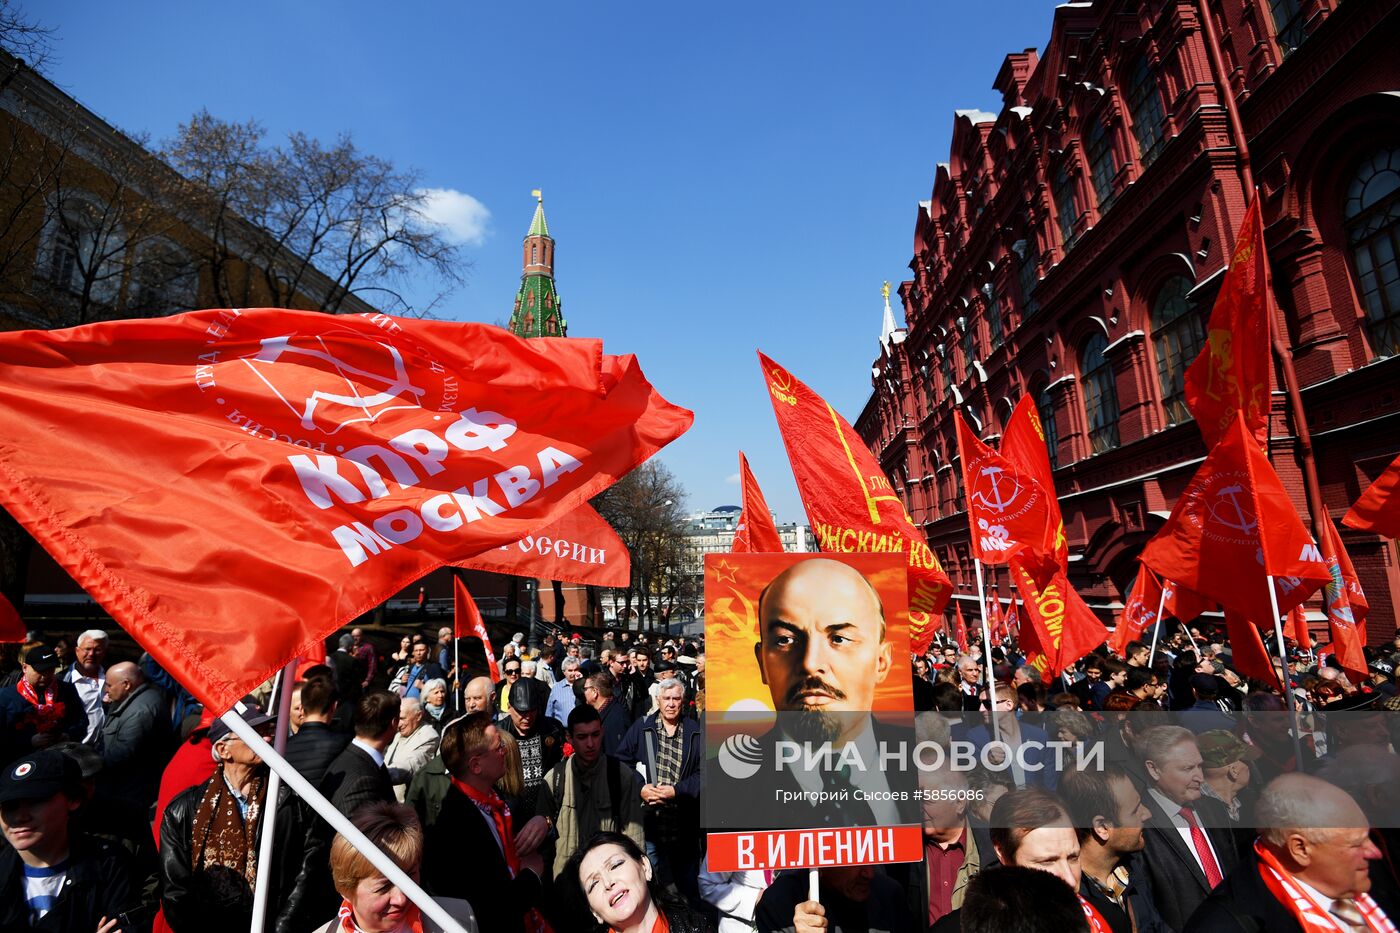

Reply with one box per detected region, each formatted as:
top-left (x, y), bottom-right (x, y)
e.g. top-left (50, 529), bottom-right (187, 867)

top-left (705, 552), bottom-right (912, 715)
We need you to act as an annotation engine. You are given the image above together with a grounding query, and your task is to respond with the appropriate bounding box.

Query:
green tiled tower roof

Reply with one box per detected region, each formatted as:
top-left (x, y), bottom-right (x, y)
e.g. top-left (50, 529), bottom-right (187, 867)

top-left (509, 190), bottom-right (567, 338)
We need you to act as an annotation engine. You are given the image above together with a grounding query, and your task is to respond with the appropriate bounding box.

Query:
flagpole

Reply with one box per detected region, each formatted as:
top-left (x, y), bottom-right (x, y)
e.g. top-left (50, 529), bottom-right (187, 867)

top-left (1265, 575), bottom-right (1308, 772)
top-left (973, 558), bottom-right (1001, 743)
top-left (1147, 588), bottom-right (1169, 667)
top-left (220, 711), bottom-right (472, 933)
top-left (249, 658), bottom-right (296, 933)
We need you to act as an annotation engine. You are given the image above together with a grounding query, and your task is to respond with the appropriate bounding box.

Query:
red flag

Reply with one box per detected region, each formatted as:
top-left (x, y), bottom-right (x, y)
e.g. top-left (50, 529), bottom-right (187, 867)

top-left (1004, 599), bottom-right (1020, 638)
top-left (758, 351), bottom-right (951, 654)
top-left (1344, 452), bottom-right (1400, 540)
top-left (732, 452), bottom-right (784, 553)
top-left (1000, 395), bottom-right (1069, 571)
top-left (453, 504), bottom-right (629, 587)
top-left (453, 576), bottom-right (499, 681)
top-left (0, 308), bottom-right (691, 711)
top-left (1287, 604), bottom-right (1311, 653)
top-left (0, 593), bottom-right (24, 643)
top-left (1110, 565), bottom-right (1163, 656)
top-left (953, 602), bottom-right (969, 654)
top-left (1009, 554), bottom-right (1108, 678)
top-left (1161, 577), bottom-right (1215, 625)
top-left (1224, 609), bottom-right (1284, 692)
top-left (1182, 199), bottom-right (1273, 448)
top-left (1319, 514), bottom-right (1368, 679)
top-left (953, 411), bottom-right (1059, 580)
top-left (1140, 412), bottom-right (1329, 628)
top-left (987, 596), bottom-right (1003, 647)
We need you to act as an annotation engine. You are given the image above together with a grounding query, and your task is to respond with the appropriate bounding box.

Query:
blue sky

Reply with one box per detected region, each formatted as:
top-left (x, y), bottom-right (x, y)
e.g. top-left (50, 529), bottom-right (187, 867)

top-left (34, 1), bottom-right (1052, 524)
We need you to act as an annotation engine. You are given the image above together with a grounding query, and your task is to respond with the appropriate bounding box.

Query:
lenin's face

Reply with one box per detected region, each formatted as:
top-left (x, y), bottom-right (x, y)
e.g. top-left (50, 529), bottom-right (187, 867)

top-left (755, 559), bottom-right (892, 718)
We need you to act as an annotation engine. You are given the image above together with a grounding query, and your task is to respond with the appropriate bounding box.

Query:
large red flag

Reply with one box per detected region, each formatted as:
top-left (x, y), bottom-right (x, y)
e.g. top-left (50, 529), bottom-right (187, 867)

top-left (453, 576), bottom-right (499, 681)
top-left (1000, 395), bottom-right (1069, 572)
top-left (1140, 412), bottom-right (1329, 628)
top-left (1161, 577), bottom-right (1215, 625)
top-left (1224, 609), bottom-right (1283, 693)
top-left (953, 602), bottom-right (969, 654)
top-left (1344, 452), bottom-right (1400, 540)
top-left (0, 309), bottom-right (691, 711)
top-left (732, 451), bottom-right (784, 553)
top-left (1319, 514), bottom-right (1368, 679)
top-left (0, 593), bottom-right (24, 643)
top-left (758, 351), bottom-right (951, 654)
top-left (1182, 199), bottom-right (1273, 448)
top-left (1110, 565), bottom-right (1163, 656)
top-left (1009, 554), bottom-right (1108, 678)
top-left (953, 411), bottom-right (1059, 580)
top-left (453, 504), bottom-right (629, 587)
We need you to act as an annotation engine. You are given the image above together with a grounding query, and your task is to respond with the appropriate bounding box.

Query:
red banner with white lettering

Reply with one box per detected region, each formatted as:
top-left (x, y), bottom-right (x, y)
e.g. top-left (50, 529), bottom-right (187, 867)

top-left (1319, 513), bottom-right (1368, 680)
top-left (758, 351), bottom-right (951, 654)
top-left (1009, 554), bottom-right (1108, 678)
top-left (453, 504), bottom-right (629, 587)
top-left (953, 412), bottom-right (1059, 582)
top-left (1344, 452), bottom-right (1400, 540)
top-left (453, 576), bottom-right (499, 681)
top-left (732, 451), bottom-right (784, 554)
top-left (0, 309), bottom-right (691, 711)
top-left (706, 825), bottom-right (923, 872)
top-left (1182, 199), bottom-right (1273, 448)
top-left (1110, 565), bottom-right (1162, 656)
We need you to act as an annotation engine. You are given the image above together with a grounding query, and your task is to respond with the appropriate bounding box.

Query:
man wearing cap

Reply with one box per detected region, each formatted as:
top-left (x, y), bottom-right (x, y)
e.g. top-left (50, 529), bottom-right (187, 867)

top-left (1198, 730), bottom-right (1261, 825)
top-left (0, 747), bottom-right (140, 929)
top-left (159, 701), bottom-right (323, 932)
top-left (0, 644), bottom-right (87, 766)
top-left (497, 676), bottom-right (565, 828)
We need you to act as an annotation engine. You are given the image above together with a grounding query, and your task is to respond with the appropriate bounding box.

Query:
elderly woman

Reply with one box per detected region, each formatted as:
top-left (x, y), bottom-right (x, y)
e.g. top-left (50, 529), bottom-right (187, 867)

top-left (565, 831), bottom-right (705, 933)
top-left (421, 678), bottom-right (450, 723)
top-left (314, 801), bottom-right (477, 932)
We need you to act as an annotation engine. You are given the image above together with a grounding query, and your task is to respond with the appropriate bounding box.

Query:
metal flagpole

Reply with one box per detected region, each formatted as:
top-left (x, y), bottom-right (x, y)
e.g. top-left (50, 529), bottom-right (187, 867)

top-left (221, 711), bottom-right (472, 933)
top-left (973, 558), bottom-right (1001, 743)
top-left (249, 658), bottom-right (297, 933)
top-left (1265, 575), bottom-right (1308, 772)
top-left (1147, 588), bottom-right (1169, 667)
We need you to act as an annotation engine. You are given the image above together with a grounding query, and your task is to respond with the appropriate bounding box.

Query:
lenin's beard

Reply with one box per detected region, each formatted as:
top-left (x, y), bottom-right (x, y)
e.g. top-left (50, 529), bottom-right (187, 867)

top-left (784, 678), bottom-right (848, 745)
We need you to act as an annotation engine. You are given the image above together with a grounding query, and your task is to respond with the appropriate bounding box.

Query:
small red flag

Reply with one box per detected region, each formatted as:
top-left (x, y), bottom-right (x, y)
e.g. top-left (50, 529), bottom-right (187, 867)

top-left (987, 596), bottom-right (1003, 647)
top-left (453, 504), bottom-right (629, 587)
top-left (0, 593), bottom-right (25, 643)
top-left (1009, 554), bottom-right (1108, 678)
top-left (1110, 565), bottom-right (1163, 656)
top-left (0, 308), bottom-right (691, 711)
top-left (1000, 395), bottom-right (1069, 572)
top-left (1343, 452), bottom-right (1400, 540)
top-left (953, 411), bottom-right (1059, 581)
top-left (1140, 412), bottom-right (1330, 628)
top-left (1287, 604), bottom-right (1311, 654)
top-left (758, 351), bottom-right (952, 654)
top-left (953, 602), bottom-right (969, 654)
top-left (1183, 199), bottom-right (1273, 448)
top-left (1224, 609), bottom-right (1283, 693)
top-left (1162, 577), bottom-right (1215, 625)
top-left (453, 576), bottom-right (499, 681)
top-left (1004, 599), bottom-right (1020, 639)
top-left (1319, 513), bottom-right (1368, 680)
top-left (732, 452), bottom-right (784, 554)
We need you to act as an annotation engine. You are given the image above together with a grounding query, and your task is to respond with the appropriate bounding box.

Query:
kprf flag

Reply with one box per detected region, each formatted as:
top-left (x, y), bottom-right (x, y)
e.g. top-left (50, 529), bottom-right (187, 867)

top-left (1140, 412), bottom-right (1329, 628)
top-left (0, 309), bottom-right (691, 711)
top-left (0, 593), bottom-right (24, 643)
top-left (953, 602), bottom-right (969, 654)
top-left (953, 412), bottom-right (1059, 583)
top-left (1319, 513), bottom-right (1368, 680)
top-left (999, 395), bottom-right (1068, 572)
top-left (454, 504), bottom-right (628, 587)
top-left (1224, 609), bottom-right (1283, 693)
top-left (1183, 199), bottom-right (1273, 448)
top-left (1110, 565), bottom-right (1163, 656)
top-left (758, 351), bottom-right (951, 653)
top-left (1344, 452), bottom-right (1400, 540)
top-left (1010, 553), bottom-right (1108, 678)
top-left (453, 576), bottom-right (499, 681)
top-left (732, 451), bottom-right (784, 553)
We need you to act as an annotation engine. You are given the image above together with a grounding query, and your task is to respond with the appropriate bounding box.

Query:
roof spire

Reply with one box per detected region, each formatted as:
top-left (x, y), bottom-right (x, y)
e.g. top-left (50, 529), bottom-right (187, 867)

top-left (527, 188), bottom-right (549, 238)
top-left (880, 280), bottom-right (900, 348)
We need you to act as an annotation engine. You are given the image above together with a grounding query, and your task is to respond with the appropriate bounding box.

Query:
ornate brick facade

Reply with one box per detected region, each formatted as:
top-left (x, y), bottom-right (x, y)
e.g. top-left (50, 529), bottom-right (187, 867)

top-left (855, 0), bottom-right (1400, 639)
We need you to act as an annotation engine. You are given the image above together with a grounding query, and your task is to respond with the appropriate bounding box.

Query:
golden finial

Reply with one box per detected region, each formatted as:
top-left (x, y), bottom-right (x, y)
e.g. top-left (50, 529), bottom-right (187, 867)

top-left (531, 188), bottom-right (543, 203)
top-left (882, 281), bottom-right (891, 302)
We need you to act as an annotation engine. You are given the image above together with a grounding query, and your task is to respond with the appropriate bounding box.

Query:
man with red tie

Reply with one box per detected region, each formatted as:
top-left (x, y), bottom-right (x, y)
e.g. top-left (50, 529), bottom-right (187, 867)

top-left (1137, 725), bottom-right (1241, 931)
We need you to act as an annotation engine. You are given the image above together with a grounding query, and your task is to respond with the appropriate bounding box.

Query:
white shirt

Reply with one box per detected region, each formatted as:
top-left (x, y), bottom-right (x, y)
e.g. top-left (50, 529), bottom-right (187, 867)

top-left (784, 718), bottom-right (901, 825)
top-left (64, 666), bottom-right (105, 743)
top-left (1148, 787), bottom-right (1223, 879)
top-left (351, 738), bottom-right (385, 769)
top-left (1294, 876), bottom-right (1337, 916)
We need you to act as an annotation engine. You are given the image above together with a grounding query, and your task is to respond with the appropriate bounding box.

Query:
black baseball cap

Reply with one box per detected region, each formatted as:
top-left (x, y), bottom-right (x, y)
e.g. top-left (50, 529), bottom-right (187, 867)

top-left (21, 643), bottom-right (59, 673)
top-left (0, 749), bottom-right (78, 804)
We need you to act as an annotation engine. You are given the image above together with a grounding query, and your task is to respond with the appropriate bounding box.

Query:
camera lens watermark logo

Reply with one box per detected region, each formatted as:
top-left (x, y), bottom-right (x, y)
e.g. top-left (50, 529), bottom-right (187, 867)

top-left (719, 733), bottom-right (764, 780)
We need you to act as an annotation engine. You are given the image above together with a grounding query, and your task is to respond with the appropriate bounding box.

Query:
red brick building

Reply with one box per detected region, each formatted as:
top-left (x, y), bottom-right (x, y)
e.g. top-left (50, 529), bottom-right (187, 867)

top-left (855, 0), bottom-right (1400, 640)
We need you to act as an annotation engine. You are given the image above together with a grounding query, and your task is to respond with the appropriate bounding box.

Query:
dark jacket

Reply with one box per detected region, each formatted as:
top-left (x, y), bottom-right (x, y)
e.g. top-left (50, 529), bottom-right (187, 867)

top-left (159, 772), bottom-right (324, 933)
top-left (757, 868), bottom-right (913, 932)
top-left (319, 741), bottom-right (395, 817)
top-left (1080, 850), bottom-right (1174, 933)
top-left (616, 711), bottom-right (704, 837)
top-left (0, 834), bottom-right (139, 932)
top-left (1183, 849), bottom-right (1303, 933)
top-left (99, 680), bottom-right (173, 810)
top-left (964, 720), bottom-right (1059, 790)
top-left (496, 715), bottom-right (566, 822)
top-left (598, 696), bottom-right (632, 757)
top-left (0, 679), bottom-right (88, 765)
top-left (405, 753), bottom-right (452, 830)
top-left (283, 720), bottom-right (351, 788)
top-left (423, 784), bottom-right (543, 933)
top-left (1140, 790), bottom-right (1241, 932)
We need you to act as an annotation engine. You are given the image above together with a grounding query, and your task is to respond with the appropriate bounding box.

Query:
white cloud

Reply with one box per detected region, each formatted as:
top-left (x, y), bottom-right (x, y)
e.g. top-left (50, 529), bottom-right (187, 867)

top-left (725, 472), bottom-right (741, 485)
top-left (416, 188), bottom-right (491, 246)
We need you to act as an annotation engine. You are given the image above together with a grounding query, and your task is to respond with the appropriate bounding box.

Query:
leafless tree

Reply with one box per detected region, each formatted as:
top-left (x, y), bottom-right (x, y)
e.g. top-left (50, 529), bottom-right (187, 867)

top-left (593, 461), bottom-right (691, 632)
top-left (0, 1), bottom-right (55, 70)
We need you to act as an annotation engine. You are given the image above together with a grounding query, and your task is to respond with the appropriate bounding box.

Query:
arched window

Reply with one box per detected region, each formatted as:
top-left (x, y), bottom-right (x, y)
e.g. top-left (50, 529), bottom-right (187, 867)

top-left (985, 291), bottom-right (1004, 352)
top-left (1037, 386), bottom-right (1060, 470)
top-left (961, 316), bottom-right (978, 370)
top-left (1125, 56), bottom-right (1165, 167)
top-left (1086, 120), bottom-right (1117, 207)
top-left (1017, 237), bottom-right (1041, 317)
top-left (1151, 276), bottom-right (1205, 422)
top-left (1081, 332), bottom-right (1120, 453)
top-left (940, 345), bottom-right (956, 395)
top-left (1344, 146), bottom-right (1400, 358)
top-left (1054, 163), bottom-right (1081, 248)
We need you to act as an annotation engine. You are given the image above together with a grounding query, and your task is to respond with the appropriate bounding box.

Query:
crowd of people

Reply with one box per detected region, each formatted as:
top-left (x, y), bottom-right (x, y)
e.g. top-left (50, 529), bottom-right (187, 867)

top-left (3, 617), bottom-right (1400, 932)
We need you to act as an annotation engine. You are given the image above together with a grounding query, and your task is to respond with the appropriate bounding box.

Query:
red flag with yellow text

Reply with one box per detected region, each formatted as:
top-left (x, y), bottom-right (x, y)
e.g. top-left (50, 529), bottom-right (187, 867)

top-left (732, 451), bottom-right (784, 553)
top-left (453, 504), bottom-right (629, 587)
top-left (1183, 199), bottom-right (1273, 448)
top-left (1319, 513), bottom-right (1368, 679)
top-left (1110, 565), bottom-right (1162, 656)
top-left (953, 412), bottom-right (1059, 582)
top-left (0, 309), bottom-right (691, 711)
top-left (453, 576), bottom-right (499, 681)
top-left (758, 351), bottom-right (951, 654)
top-left (1009, 554), bottom-right (1108, 678)
top-left (1343, 452), bottom-right (1400, 540)
top-left (1000, 395), bottom-right (1069, 572)
top-left (1224, 609), bottom-right (1284, 692)
top-left (1140, 413), bottom-right (1329, 628)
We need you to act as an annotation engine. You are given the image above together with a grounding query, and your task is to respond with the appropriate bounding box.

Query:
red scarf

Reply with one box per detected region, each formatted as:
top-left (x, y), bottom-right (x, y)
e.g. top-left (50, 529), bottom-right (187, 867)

top-left (450, 778), bottom-right (553, 933)
top-left (16, 678), bottom-right (66, 733)
top-left (336, 898), bottom-right (424, 933)
top-left (1254, 838), bottom-right (1397, 932)
top-left (1078, 894), bottom-right (1111, 933)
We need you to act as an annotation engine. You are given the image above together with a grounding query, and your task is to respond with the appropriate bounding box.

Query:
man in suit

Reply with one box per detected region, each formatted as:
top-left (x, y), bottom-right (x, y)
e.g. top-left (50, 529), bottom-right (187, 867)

top-left (283, 674), bottom-right (350, 787)
top-left (1186, 773), bottom-right (1393, 932)
top-left (320, 690), bottom-right (400, 817)
top-left (1137, 724), bottom-right (1241, 931)
top-left (964, 679), bottom-right (1058, 790)
top-left (583, 669), bottom-right (632, 756)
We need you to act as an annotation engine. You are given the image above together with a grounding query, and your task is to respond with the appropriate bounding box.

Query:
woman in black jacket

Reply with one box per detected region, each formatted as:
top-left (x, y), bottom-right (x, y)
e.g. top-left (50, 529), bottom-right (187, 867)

top-left (565, 831), bottom-right (710, 933)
